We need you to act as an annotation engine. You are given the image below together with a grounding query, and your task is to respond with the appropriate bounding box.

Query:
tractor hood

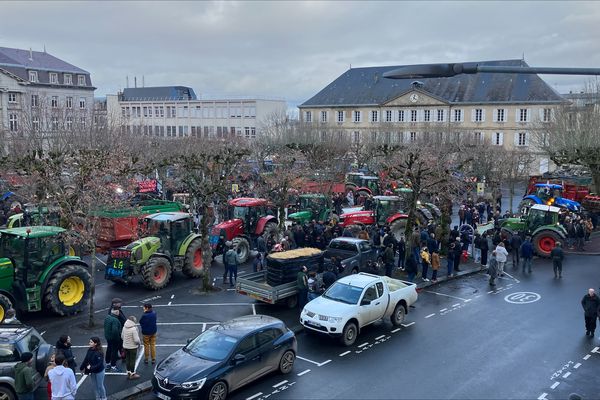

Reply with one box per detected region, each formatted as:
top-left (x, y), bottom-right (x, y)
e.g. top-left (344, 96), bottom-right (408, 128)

top-left (126, 236), bottom-right (160, 251)
top-left (341, 210), bottom-right (373, 219)
top-left (213, 218), bottom-right (243, 231)
top-left (288, 210), bottom-right (312, 221)
top-left (554, 197), bottom-right (581, 211)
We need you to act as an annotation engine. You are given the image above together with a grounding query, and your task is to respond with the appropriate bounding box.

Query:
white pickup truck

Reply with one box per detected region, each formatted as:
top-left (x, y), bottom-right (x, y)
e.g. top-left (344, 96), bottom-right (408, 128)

top-left (300, 272), bottom-right (418, 346)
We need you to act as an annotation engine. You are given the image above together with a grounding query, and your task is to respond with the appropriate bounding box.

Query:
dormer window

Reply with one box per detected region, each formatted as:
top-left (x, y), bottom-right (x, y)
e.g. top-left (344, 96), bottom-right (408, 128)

top-left (77, 75), bottom-right (86, 86)
top-left (49, 73), bottom-right (58, 84)
top-left (29, 71), bottom-right (38, 82)
top-left (64, 74), bottom-right (72, 85)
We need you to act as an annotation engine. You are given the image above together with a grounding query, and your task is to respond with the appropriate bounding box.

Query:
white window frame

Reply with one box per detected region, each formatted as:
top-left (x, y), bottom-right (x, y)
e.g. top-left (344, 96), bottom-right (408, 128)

top-left (66, 96), bottom-right (73, 109)
top-left (353, 130), bottom-right (360, 142)
top-left (541, 108), bottom-right (552, 123)
top-left (64, 74), bottom-right (72, 85)
top-left (493, 132), bottom-right (504, 146)
top-left (410, 131), bottom-right (417, 142)
top-left (51, 96), bottom-right (59, 108)
top-left (495, 109), bottom-right (506, 122)
top-left (398, 110), bottom-right (405, 122)
top-left (304, 111), bottom-right (312, 123)
top-left (31, 94), bottom-right (39, 107)
top-left (473, 108), bottom-right (484, 122)
top-left (32, 116), bottom-right (40, 131)
top-left (453, 109), bottom-right (463, 122)
top-left (77, 75), bottom-right (86, 86)
top-left (49, 72), bottom-right (58, 84)
top-left (410, 110), bottom-right (418, 122)
top-left (423, 109), bottom-right (431, 122)
top-left (66, 116), bottom-right (73, 130)
top-left (51, 116), bottom-right (59, 130)
top-left (516, 132), bottom-right (529, 147)
top-left (29, 71), bottom-right (38, 82)
top-left (385, 110), bottom-right (393, 122)
top-left (8, 93), bottom-right (17, 103)
top-left (337, 111), bottom-right (344, 123)
top-left (8, 114), bottom-right (18, 131)
top-left (353, 111), bottom-right (361, 123)
top-left (437, 109), bottom-right (444, 122)
top-left (474, 131), bottom-right (483, 143)
top-left (79, 97), bottom-right (86, 109)
top-left (320, 110), bottom-right (328, 123)
top-left (371, 110), bottom-right (379, 123)
top-left (518, 108), bottom-right (529, 123)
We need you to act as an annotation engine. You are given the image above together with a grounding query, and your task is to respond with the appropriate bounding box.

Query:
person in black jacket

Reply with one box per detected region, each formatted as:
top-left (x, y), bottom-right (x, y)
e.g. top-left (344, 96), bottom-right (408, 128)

top-left (56, 335), bottom-right (77, 372)
top-left (581, 289), bottom-right (600, 337)
top-left (80, 337), bottom-right (106, 400)
top-left (397, 236), bottom-right (406, 270)
top-left (480, 233), bottom-right (490, 267)
top-left (453, 239), bottom-right (463, 273)
top-left (550, 242), bottom-right (565, 278)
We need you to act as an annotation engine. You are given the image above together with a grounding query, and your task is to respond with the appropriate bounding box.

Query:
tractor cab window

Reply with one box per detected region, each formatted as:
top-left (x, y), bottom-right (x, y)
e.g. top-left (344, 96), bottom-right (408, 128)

top-left (171, 219), bottom-right (189, 250)
top-left (232, 206), bottom-right (248, 221)
top-left (536, 187), bottom-right (551, 202)
top-left (156, 222), bottom-right (171, 249)
top-left (527, 209), bottom-right (546, 230)
top-left (367, 180), bottom-right (378, 194)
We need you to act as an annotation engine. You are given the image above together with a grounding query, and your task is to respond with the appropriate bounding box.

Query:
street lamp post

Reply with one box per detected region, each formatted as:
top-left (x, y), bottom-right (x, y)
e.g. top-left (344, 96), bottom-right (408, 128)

top-left (382, 63), bottom-right (600, 79)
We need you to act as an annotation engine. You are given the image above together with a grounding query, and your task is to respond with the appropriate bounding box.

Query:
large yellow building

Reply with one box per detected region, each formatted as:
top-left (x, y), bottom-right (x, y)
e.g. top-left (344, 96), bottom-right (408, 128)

top-left (298, 59), bottom-right (566, 174)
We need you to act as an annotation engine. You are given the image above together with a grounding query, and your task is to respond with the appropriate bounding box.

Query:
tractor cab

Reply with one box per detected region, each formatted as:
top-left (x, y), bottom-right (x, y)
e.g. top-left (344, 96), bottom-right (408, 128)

top-left (141, 212), bottom-right (193, 254)
top-left (228, 198), bottom-right (274, 234)
top-left (373, 196), bottom-right (404, 225)
top-left (525, 204), bottom-right (559, 232)
top-left (288, 194), bottom-right (331, 224)
top-left (345, 173), bottom-right (381, 196)
top-left (532, 184), bottom-right (563, 203)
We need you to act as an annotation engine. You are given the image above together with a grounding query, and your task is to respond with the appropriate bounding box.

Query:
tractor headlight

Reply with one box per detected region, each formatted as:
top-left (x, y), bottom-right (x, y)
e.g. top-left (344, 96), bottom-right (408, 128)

top-left (181, 377), bottom-right (206, 391)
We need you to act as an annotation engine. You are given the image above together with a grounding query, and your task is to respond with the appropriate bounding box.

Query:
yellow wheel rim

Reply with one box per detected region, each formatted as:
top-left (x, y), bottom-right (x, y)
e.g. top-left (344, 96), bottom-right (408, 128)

top-left (68, 246), bottom-right (76, 256)
top-left (58, 277), bottom-right (85, 306)
top-left (0, 305), bottom-right (4, 322)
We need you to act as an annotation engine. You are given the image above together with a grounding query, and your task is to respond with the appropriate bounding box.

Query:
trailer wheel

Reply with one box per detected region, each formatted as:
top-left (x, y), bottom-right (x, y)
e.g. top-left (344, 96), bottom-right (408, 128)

top-left (44, 264), bottom-right (92, 316)
top-left (0, 294), bottom-right (13, 323)
top-left (183, 239), bottom-right (203, 278)
top-left (142, 257), bottom-right (172, 290)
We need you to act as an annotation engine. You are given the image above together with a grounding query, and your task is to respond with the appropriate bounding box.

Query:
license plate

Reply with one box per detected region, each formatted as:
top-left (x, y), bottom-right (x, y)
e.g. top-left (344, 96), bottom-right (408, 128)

top-left (305, 320), bottom-right (322, 328)
top-left (156, 392), bottom-right (171, 400)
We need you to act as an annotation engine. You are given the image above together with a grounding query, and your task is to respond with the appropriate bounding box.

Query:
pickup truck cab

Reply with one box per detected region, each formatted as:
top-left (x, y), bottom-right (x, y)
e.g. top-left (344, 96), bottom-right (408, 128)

top-left (300, 273), bottom-right (418, 346)
top-left (324, 238), bottom-right (379, 276)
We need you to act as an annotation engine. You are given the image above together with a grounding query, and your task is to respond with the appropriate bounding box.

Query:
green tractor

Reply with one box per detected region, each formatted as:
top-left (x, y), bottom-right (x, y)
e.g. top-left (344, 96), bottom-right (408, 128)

top-left (479, 204), bottom-right (566, 258)
top-left (5, 204), bottom-right (62, 229)
top-left (104, 212), bottom-right (203, 290)
top-left (0, 226), bottom-right (92, 321)
top-left (287, 194), bottom-right (332, 225)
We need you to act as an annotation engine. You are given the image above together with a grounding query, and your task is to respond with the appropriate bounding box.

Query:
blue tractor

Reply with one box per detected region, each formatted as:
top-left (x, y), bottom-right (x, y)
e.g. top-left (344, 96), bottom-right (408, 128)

top-left (519, 183), bottom-right (581, 214)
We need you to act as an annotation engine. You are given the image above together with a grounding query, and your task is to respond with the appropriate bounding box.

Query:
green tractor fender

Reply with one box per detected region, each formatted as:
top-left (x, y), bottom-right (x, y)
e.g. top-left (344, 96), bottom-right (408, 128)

top-left (500, 218), bottom-right (526, 233)
top-left (531, 225), bottom-right (566, 239)
top-left (129, 237), bottom-right (162, 265)
top-left (287, 210), bottom-right (312, 224)
top-left (177, 233), bottom-right (202, 257)
top-left (38, 256), bottom-right (89, 292)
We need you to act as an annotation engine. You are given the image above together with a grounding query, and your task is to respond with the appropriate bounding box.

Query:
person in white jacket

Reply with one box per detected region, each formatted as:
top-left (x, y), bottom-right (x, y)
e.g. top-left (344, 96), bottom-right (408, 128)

top-left (48, 353), bottom-right (77, 400)
top-left (495, 242), bottom-right (509, 276)
top-left (121, 316), bottom-right (141, 380)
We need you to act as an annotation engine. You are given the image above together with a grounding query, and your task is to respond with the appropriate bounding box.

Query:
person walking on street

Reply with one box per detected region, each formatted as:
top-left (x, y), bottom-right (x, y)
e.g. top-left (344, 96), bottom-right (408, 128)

top-left (480, 233), bottom-right (489, 268)
top-left (48, 353), bottom-right (77, 400)
top-left (446, 242), bottom-right (455, 277)
top-left (122, 316), bottom-right (141, 380)
top-left (405, 256), bottom-right (418, 283)
top-left (520, 236), bottom-right (534, 274)
top-left (494, 242), bottom-right (508, 277)
top-left (139, 303), bottom-right (157, 365)
top-left (253, 252), bottom-right (264, 272)
top-left (397, 236), bottom-right (406, 270)
top-left (296, 266), bottom-right (308, 309)
top-left (453, 240), bottom-right (462, 275)
top-left (104, 309), bottom-right (122, 372)
top-left (487, 251), bottom-right (498, 286)
top-left (420, 247), bottom-right (431, 281)
top-left (510, 234), bottom-right (522, 268)
top-left (80, 337), bottom-right (107, 400)
top-left (575, 219), bottom-right (586, 251)
top-left (581, 288), bottom-right (600, 337)
top-left (222, 241), bottom-right (231, 284)
top-left (14, 352), bottom-right (35, 400)
top-left (55, 335), bottom-right (77, 372)
top-left (431, 250), bottom-right (440, 283)
top-left (224, 242), bottom-right (239, 287)
top-left (473, 233), bottom-right (482, 264)
top-left (550, 242), bottom-right (564, 278)
top-left (383, 243), bottom-right (395, 277)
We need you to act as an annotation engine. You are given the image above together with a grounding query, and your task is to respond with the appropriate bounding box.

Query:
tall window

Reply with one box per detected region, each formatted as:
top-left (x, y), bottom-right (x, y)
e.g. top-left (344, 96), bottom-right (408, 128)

top-left (410, 110), bottom-right (417, 122)
top-left (51, 96), bottom-right (58, 108)
top-left (337, 111), bottom-right (344, 123)
top-left (410, 132), bottom-right (417, 142)
top-left (79, 97), bottom-right (86, 109)
top-left (519, 108), bottom-right (528, 122)
top-left (353, 131), bottom-right (360, 142)
top-left (474, 108), bottom-right (483, 122)
top-left (385, 110), bottom-right (393, 122)
top-left (320, 111), bottom-right (327, 123)
top-left (398, 110), bottom-right (405, 122)
top-left (143, 107), bottom-right (148, 117)
top-left (353, 111), bottom-right (361, 123)
top-left (32, 116), bottom-right (40, 131)
top-left (80, 117), bottom-right (86, 128)
top-left (49, 73), bottom-right (58, 84)
top-left (424, 110), bottom-right (431, 122)
top-left (304, 111), bottom-right (312, 123)
top-left (8, 92), bottom-right (17, 103)
top-left (494, 132), bottom-right (503, 146)
top-left (31, 94), bottom-right (39, 107)
top-left (8, 114), bottom-right (18, 131)
top-left (29, 71), bottom-right (38, 82)
top-left (496, 109), bottom-right (505, 122)
top-left (517, 132), bottom-right (528, 146)
top-left (66, 116), bottom-right (73, 130)
top-left (453, 109), bottom-right (462, 122)
top-left (170, 106), bottom-right (176, 118)
top-left (77, 75), bottom-right (86, 86)
top-left (371, 110), bottom-right (378, 122)
top-left (52, 117), bottom-right (59, 130)
top-left (474, 131), bottom-right (483, 143)
top-left (64, 74), bottom-right (72, 85)
top-left (437, 109), bottom-right (444, 122)
top-left (66, 97), bottom-right (73, 109)
top-left (542, 108), bottom-right (551, 122)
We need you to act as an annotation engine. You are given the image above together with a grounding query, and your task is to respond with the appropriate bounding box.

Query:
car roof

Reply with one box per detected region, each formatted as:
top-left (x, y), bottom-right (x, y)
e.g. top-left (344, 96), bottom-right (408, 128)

top-left (0, 325), bottom-right (33, 343)
top-left (374, 195), bottom-right (400, 201)
top-left (0, 226), bottom-right (65, 238)
top-left (212, 315), bottom-right (284, 338)
top-left (336, 272), bottom-right (380, 288)
top-left (145, 212), bottom-right (191, 222)
top-left (531, 204), bottom-right (560, 213)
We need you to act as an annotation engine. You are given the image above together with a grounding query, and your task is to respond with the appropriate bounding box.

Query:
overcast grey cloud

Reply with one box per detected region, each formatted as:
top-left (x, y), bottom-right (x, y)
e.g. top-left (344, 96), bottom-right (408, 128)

top-left (2, 1), bottom-right (599, 109)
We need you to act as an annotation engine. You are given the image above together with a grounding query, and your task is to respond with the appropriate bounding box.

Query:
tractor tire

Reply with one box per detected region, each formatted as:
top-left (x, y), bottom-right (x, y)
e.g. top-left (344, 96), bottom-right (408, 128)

top-left (416, 209), bottom-right (430, 226)
top-left (263, 222), bottom-right (281, 244)
top-left (519, 199), bottom-right (537, 215)
top-left (0, 294), bottom-right (13, 323)
top-left (142, 257), bottom-right (172, 290)
top-left (44, 264), bottom-right (92, 316)
top-left (232, 237), bottom-right (250, 264)
top-left (390, 219), bottom-right (407, 241)
top-left (533, 231), bottom-right (561, 258)
top-left (182, 239), bottom-right (204, 278)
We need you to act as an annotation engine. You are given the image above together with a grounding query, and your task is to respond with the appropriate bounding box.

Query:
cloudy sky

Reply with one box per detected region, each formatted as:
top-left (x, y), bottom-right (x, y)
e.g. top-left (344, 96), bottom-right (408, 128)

top-left (2, 1), bottom-right (599, 109)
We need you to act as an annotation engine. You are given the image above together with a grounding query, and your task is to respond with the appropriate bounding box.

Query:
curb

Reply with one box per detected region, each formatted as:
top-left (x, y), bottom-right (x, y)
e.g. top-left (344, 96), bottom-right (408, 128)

top-left (111, 379), bottom-right (153, 400)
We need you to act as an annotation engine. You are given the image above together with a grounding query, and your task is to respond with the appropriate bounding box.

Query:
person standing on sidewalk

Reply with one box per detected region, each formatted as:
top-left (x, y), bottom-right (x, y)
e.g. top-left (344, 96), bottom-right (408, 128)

top-left (104, 309), bottom-right (122, 372)
top-left (581, 288), bottom-right (600, 337)
top-left (473, 233), bottom-right (482, 264)
top-left (397, 235), bottom-right (406, 270)
top-left (81, 337), bottom-right (107, 400)
top-left (480, 233), bottom-right (490, 268)
top-left (446, 242), bottom-right (455, 277)
top-left (520, 236), bottom-right (534, 274)
top-left (14, 352), bottom-right (35, 400)
top-left (383, 243), bottom-right (395, 277)
top-left (510, 234), bottom-right (522, 268)
top-left (575, 219), bottom-right (586, 251)
top-left (224, 242), bottom-right (239, 287)
top-left (139, 303), bottom-right (157, 365)
top-left (431, 250), bottom-right (440, 283)
top-left (48, 353), bottom-right (77, 400)
top-left (453, 240), bottom-right (463, 275)
top-left (121, 316), bottom-right (141, 380)
top-left (420, 247), bottom-right (431, 281)
top-left (494, 242), bottom-right (508, 277)
top-left (405, 256), bottom-right (418, 283)
top-left (487, 251), bottom-right (498, 286)
top-left (55, 335), bottom-right (77, 372)
top-left (296, 266), bottom-right (308, 309)
top-left (550, 242), bottom-right (564, 278)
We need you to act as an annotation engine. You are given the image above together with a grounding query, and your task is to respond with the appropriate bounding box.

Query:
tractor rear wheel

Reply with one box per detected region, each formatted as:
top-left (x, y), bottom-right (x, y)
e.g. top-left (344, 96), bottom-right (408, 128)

top-left (263, 222), bottom-right (281, 244)
top-left (232, 237), bottom-right (250, 264)
top-left (44, 264), bottom-right (92, 316)
top-left (0, 294), bottom-right (13, 323)
top-left (533, 231), bottom-right (561, 258)
top-left (390, 219), bottom-right (407, 241)
top-left (182, 239), bottom-right (203, 278)
top-left (142, 258), bottom-right (172, 290)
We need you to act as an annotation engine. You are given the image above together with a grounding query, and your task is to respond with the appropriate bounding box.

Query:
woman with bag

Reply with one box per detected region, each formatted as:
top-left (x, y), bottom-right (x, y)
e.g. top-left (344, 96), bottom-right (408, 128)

top-left (122, 316), bottom-right (141, 380)
top-left (80, 337), bottom-right (107, 400)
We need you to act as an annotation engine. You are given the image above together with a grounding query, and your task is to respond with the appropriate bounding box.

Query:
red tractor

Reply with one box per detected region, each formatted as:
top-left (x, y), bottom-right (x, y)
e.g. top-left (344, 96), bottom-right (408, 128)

top-left (339, 196), bottom-right (408, 240)
top-left (210, 198), bottom-right (279, 263)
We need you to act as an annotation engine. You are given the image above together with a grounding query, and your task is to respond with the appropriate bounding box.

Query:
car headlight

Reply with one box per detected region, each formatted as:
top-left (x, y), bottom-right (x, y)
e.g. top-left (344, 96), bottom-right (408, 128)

top-left (181, 377), bottom-right (206, 391)
top-left (328, 316), bottom-right (342, 323)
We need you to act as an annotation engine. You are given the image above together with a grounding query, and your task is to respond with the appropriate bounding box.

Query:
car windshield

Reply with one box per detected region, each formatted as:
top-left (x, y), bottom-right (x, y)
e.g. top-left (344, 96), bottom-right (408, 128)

top-left (322, 282), bottom-right (363, 304)
top-left (183, 329), bottom-right (238, 361)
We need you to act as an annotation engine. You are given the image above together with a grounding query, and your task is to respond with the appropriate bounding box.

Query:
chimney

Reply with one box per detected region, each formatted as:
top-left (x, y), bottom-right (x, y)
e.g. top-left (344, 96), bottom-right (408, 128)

top-left (29, 48), bottom-right (33, 61)
top-left (134, 76), bottom-right (137, 88)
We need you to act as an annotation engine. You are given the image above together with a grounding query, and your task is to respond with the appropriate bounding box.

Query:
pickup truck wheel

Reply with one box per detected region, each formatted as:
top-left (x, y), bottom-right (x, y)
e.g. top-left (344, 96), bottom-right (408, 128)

top-left (0, 385), bottom-right (16, 400)
top-left (286, 295), bottom-right (298, 309)
top-left (340, 321), bottom-right (358, 346)
top-left (391, 303), bottom-right (406, 326)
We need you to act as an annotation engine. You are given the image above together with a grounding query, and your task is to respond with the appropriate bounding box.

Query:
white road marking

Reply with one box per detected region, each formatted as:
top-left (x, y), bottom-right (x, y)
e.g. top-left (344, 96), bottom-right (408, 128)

top-left (425, 313), bottom-right (435, 319)
top-left (391, 328), bottom-right (401, 333)
top-left (562, 372), bottom-right (571, 378)
top-left (246, 393), bottom-right (263, 400)
top-left (297, 369), bottom-right (311, 376)
top-left (464, 299), bottom-right (472, 303)
top-left (583, 354), bottom-right (591, 360)
top-left (423, 290), bottom-right (468, 301)
top-left (451, 303), bottom-right (460, 308)
top-left (375, 335), bottom-right (386, 340)
top-left (339, 351), bottom-right (351, 357)
top-left (401, 322), bottom-right (415, 327)
top-left (440, 308), bottom-right (448, 312)
top-left (170, 294), bottom-right (175, 299)
top-left (592, 346), bottom-right (599, 353)
top-left (551, 382), bottom-right (560, 389)
top-left (95, 256), bottom-right (106, 265)
top-left (202, 323), bottom-right (207, 332)
top-left (76, 374), bottom-right (88, 388)
top-left (502, 271), bottom-right (520, 283)
top-left (537, 393), bottom-right (548, 400)
top-left (358, 342), bottom-right (369, 348)
top-left (252, 304), bottom-right (256, 315)
top-left (273, 380), bottom-right (288, 388)
top-left (573, 363), bottom-right (581, 369)
top-left (167, 301), bottom-right (172, 306)
top-left (487, 290), bottom-right (494, 294)
top-left (296, 356), bottom-right (321, 366)
top-left (134, 345), bottom-right (144, 372)
top-left (318, 359), bottom-right (331, 366)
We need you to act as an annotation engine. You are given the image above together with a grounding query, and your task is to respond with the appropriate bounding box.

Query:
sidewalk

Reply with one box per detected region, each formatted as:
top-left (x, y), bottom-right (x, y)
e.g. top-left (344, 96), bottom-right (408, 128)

top-left (564, 231), bottom-right (600, 256)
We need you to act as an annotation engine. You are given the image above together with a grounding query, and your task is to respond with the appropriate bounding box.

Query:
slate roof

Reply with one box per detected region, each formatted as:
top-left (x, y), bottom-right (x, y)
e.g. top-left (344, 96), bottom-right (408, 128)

top-left (300, 59), bottom-right (565, 107)
top-left (121, 86), bottom-right (197, 101)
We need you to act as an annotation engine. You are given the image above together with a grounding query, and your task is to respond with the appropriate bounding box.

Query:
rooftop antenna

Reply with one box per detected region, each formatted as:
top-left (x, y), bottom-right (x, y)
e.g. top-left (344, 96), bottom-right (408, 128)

top-left (134, 76), bottom-right (137, 88)
top-left (28, 48), bottom-right (33, 61)
top-left (126, 76), bottom-right (129, 88)
top-left (43, 44), bottom-right (46, 53)
top-left (349, 63), bottom-right (352, 70)
top-left (522, 52), bottom-right (525, 61)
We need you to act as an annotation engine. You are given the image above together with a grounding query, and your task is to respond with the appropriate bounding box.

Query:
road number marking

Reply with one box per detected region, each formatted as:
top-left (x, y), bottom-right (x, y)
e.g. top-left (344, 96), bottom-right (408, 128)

top-left (504, 292), bottom-right (541, 304)
top-left (550, 382), bottom-right (560, 389)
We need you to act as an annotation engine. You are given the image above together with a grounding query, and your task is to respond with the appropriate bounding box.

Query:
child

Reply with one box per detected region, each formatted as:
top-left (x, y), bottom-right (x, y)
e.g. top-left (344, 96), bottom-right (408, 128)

top-left (420, 247), bottom-right (431, 282)
top-left (431, 250), bottom-right (440, 283)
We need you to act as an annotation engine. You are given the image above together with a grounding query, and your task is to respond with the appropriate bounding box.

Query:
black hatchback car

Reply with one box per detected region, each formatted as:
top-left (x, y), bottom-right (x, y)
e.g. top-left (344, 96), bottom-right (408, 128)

top-left (152, 315), bottom-right (297, 400)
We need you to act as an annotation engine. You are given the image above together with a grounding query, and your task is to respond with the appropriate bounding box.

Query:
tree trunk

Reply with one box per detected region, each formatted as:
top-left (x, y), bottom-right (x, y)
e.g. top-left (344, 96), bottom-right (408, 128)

top-left (439, 199), bottom-right (452, 256)
top-left (508, 180), bottom-right (516, 214)
top-left (88, 246), bottom-right (96, 328)
top-left (591, 166), bottom-right (600, 195)
top-left (199, 203), bottom-right (212, 292)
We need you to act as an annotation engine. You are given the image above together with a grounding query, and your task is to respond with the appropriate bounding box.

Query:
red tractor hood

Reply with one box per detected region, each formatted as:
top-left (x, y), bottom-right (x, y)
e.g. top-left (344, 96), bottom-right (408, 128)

top-left (342, 210), bottom-right (373, 218)
top-left (214, 219), bottom-right (243, 231)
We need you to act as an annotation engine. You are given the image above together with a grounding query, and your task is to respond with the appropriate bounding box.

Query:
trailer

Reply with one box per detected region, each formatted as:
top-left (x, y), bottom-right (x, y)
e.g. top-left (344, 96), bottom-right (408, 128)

top-left (236, 270), bottom-right (299, 308)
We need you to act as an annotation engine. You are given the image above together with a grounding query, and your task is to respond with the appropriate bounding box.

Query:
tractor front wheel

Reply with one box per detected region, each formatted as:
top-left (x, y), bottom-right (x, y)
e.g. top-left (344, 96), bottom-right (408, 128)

top-left (44, 264), bottom-right (92, 316)
top-left (0, 294), bottom-right (13, 323)
top-left (533, 231), bottom-right (561, 258)
top-left (142, 258), bottom-right (173, 290)
top-left (182, 239), bottom-right (203, 278)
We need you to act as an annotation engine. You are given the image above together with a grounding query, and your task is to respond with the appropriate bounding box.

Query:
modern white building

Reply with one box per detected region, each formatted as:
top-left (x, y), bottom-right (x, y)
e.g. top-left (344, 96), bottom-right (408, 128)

top-left (106, 86), bottom-right (287, 140)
